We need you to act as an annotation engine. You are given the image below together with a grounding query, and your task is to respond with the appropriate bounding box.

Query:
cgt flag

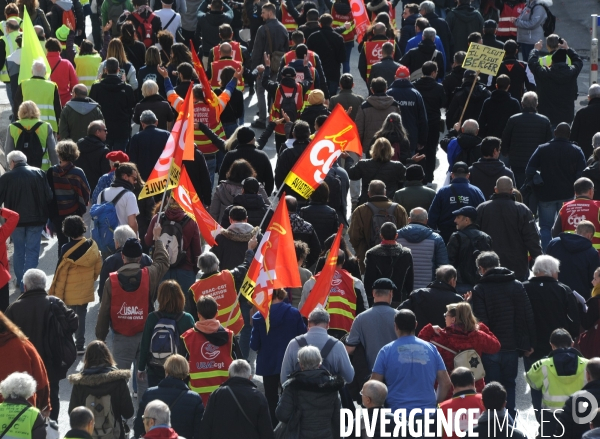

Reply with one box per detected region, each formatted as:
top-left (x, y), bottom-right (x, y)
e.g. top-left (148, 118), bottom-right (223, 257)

top-left (190, 43), bottom-right (218, 108)
top-left (173, 165), bottom-right (222, 246)
top-left (240, 198), bottom-right (300, 331)
top-left (19, 8), bottom-right (51, 84)
top-left (299, 224), bottom-right (343, 318)
top-left (349, 0), bottom-right (370, 43)
top-left (284, 104), bottom-right (362, 199)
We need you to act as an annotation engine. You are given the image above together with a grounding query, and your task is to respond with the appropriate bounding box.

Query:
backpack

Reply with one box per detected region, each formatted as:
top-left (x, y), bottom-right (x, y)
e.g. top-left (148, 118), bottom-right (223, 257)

top-left (158, 213), bottom-right (191, 267)
top-left (90, 189), bottom-right (128, 254)
top-left (12, 121), bottom-right (46, 168)
top-left (409, 50), bottom-right (438, 82)
top-left (366, 202), bottom-right (398, 247)
top-left (133, 12), bottom-right (156, 48)
top-left (431, 341), bottom-right (486, 381)
top-left (279, 85), bottom-right (300, 122)
top-left (293, 335), bottom-right (338, 373)
top-left (85, 393), bottom-right (120, 439)
top-left (108, 2), bottom-right (126, 36)
top-left (148, 312), bottom-right (183, 370)
top-left (536, 4), bottom-right (556, 37)
top-left (62, 8), bottom-right (76, 30)
top-left (45, 296), bottom-right (77, 373)
top-left (456, 229), bottom-right (493, 285)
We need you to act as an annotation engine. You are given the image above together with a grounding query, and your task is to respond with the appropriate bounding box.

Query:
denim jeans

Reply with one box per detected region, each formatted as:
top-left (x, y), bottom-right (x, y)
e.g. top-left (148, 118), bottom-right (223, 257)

top-left (107, 138), bottom-right (129, 153)
top-left (238, 298), bottom-right (252, 359)
top-left (162, 268), bottom-right (197, 296)
top-left (482, 351), bottom-right (519, 419)
top-left (223, 122), bottom-right (239, 139)
top-left (538, 199), bottom-right (569, 251)
top-left (206, 157), bottom-right (217, 189)
top-left (5, 82), bottom-right (13, 112)
top-left (12, 225), bottom-right (44, 288)
top-left (520, 43), bottom-right (535, 62)
top-left (328, 81), bottom-right (339, 97)
top-left (342, 41), bottom-right (354, 74)
top-left (72, 304), bottom-right (88, 350)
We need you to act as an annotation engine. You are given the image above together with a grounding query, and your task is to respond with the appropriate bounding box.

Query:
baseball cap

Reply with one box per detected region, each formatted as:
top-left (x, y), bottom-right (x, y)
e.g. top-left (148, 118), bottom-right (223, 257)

top-left (281, 66), bottom-right (297, 78)
top-left (452, 206), bottom-right (478, 220)
top-left (395, 65), bottom-right (410, 79)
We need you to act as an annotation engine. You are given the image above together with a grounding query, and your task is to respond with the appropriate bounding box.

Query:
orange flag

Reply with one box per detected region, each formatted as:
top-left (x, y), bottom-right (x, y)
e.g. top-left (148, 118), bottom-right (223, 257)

top-left (173, 165), bottom-right (222, 246)
top-left (240, 198), bottom-right (301, 331)
top-left (299, 224), bottom-right (344, 318)
top-left (284, 104), bottom-right (362, 199)
top-left (190, 42), bottom-right (218, 108)
top-left (138, 84), bottom-right (195, 199)
top-left (349, 0), bottom-right (370, 43)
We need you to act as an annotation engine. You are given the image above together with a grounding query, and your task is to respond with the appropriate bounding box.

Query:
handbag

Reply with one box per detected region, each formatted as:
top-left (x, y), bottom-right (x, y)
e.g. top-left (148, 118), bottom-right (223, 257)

top-left (576, 322), bottom-right (600, 359)
top-left (430, 341), bottom-right (486, 381)
top-left (273, 387), bottom-right (301, 439)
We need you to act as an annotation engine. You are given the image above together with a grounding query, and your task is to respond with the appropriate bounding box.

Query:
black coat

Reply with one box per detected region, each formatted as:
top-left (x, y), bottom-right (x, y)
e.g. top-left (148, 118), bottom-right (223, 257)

top-left (493, 57), bottom-right (537, 102)
top-left (413, 76), bottom-right (446, 123)
top-left (501, 108), bottom-right (553, 171)
top-left (386, 79), bottom-right (429, 150)
top-left (399, 12), bottom-right (418, 53)
top-left (423, 12), bottom-right (453, 71)
top-left (200, 377), bottom-right (274, 439)
top-left (400, 39), bottom-right (446, 81)
top-left (556, 380), bottom-right (600, 439)
top-left (447, 224), bottom-right (492, 286)
top-left (221, 193), bottom-right (270, 229)
top-left (571, 98), bottom-right (600, 158)
top-left (469, 158), bottom-right (515, 200)
top-left (75, 135), bottom-right (111, 194)
top-left (300, 104), bottom-right (330, 133)
top-left (370, 57), bottom-right (401, 88)
top-left (523, 276), bottom-right (580, 361)
top-left (219, 143), bottom-right (274, 195)
top-left (299, 202), bottom-right (339, 246)
top-left (471, 267), bottom-right (536, 351)
top-left (347, 159), bottom-right (407, 204)
top-left (364, 243), bottom-right (414, 304)
top-left (132, 94), bottom-right (174, 130)
top-left (274, 139), bottom-right (310, 199)
top-left (446, 80), bottom-right (491, 130)
top-left (182, 149), bottom-right (213, 207)
top-left (481, 33), bottom-right (504, 50)
top-left (478, 89), bottom-right (521, 138)
top-left (196, 7), bottom-right (233, 55)
top-left (128, 125), bottom-right (170, 182)
top-left (89, 75), bottom-right (136, 142)
top-left (210, 224), bottom-right (262, 270)
top-left (446, 4), bottom-right (484, 53)
top-left (306, 27), bottom-right (346, 82)
top-left (442, 65), bottom-right (465, 104)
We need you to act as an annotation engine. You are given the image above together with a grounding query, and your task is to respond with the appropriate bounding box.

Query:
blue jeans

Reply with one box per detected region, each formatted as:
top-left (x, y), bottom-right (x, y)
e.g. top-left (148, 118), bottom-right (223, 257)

top-left (327, 81), bottom-right (339, 98)
top-left (162, 268), bottom-right (197, 296)
top-left (5, 82), bottom-right (13, 112)
top-left (342, 41), bottom-right (354, 74)
top-left (12, 225), bottom-right (44, 288)
top-left (206, 157), bottom-right (217, 189)
top-left (239, 298), bottom-right (252, 359)
top-left (482, 351), bottom-right (519, 419)
top-left (72, 304), bottom-right (88, 350)
top-left (538, 199), bottom-right (569, 251)
top-left (520, 43), bottom-right (534, 62)
top-left (107, 138), bottom-right (129, 153)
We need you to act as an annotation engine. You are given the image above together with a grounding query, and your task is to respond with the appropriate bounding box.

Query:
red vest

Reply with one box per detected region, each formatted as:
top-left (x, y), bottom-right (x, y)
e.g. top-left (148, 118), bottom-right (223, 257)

top-left (281, 4), bottom-right (298, 32)
top-left (321, 268), bottom-right (356, 333)
top-left (370, 2), bottom-right (395, 27)
top-left (212, 41), bottom-right (242, 62)
top-left (182, 328), bottom-right (234, 406)
top-left (210, 58), bottom-right (244, 90)
top-left (193, 101), bottom-right (225, 154)
top-left (283, 49), bottom-right (316, 67)
top-left (189, 271), bottom-right (244, 335)
top-left (331, 7), bottom-right (355, 42)
top-left (109, 268), bottom-right (150, 336)
top-left (364, 40), bottom-right (395, 81)
top-left (497, 2), bottom-right (524, 37)
top-left (438, 393), bottom-right (485, 439)
top-left (270, 82), bottom-right (304, 135)
top-left (559, 198), bottom-right (600, 251)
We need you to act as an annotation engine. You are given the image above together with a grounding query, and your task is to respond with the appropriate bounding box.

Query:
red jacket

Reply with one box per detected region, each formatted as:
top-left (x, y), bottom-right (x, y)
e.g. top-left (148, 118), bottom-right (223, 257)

top-left (47, 51), bottom-right (79, 107)
top-left (419, 322), bottom-right (501, 393)
top-left (143, 427), bottom-right (179, 439)
top-left (0, 208), bottom-right (18, 288)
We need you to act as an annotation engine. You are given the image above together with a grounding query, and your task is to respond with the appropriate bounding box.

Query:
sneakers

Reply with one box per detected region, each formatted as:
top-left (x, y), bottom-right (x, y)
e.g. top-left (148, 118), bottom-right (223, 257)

top-left (251, 120), bottom-right (266, 129)
top-left (132, 392), bottom-right (138, 398)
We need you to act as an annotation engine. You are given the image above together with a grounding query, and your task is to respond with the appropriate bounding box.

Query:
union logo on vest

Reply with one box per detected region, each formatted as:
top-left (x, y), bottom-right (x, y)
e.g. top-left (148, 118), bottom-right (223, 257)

top-left (116, 303), bottom-right (144, 319)
top-left (201, 341), bottom-right (221, 361)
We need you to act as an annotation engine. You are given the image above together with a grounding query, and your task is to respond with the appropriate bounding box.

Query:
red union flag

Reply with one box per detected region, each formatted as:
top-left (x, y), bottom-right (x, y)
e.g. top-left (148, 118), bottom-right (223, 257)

top-left (349, 0), bottom-right (370, 43)
top-left (299, 224), bottom-right (343, 317)
top-left (240, 198), bottom-right (300, 330)
top-left (284, 104), bottom-right (362, 198)
top-left (173, 165), bottom-right (222, 246)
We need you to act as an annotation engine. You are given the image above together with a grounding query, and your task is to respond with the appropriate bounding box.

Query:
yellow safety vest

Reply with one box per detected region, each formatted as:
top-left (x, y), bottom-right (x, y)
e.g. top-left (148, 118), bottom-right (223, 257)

top-left (21, 78), bottom-right (58, 132)
top-left (0, 30), bottom-right (19, 82)
top-left (539, 54), bottom-right (572, 67)
top-left (0, 402), bottom-right (40, 439)
top-left (9, 118), bottom-right (51, 171)
top-left (75, 53), bottom-right (102, 89)
top-left (0, 17), bottom-right (22, 35)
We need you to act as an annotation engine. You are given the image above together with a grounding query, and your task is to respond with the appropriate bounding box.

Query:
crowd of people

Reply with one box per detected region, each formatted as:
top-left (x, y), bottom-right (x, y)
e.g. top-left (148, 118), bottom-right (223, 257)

top-left (1, 0), bottom-right (600, 437)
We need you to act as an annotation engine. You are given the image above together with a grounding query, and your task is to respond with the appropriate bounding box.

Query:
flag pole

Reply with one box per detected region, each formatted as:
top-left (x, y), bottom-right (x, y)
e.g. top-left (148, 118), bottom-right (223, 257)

top-left (457, 70), bottom-right (480, 127)
top-left (258, 185), bottom-right (285, 231)
top-left (157, 158), bottom-right (174, 213)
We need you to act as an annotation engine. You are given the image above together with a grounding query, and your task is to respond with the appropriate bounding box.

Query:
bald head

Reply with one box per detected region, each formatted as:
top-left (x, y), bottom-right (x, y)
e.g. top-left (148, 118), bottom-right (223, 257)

top-left (374, 23), bottom-right (387, 35)
top-left (219, 42), bottom-right (232, 57)
top-left (6, 19), bottom-right (19, 32)
top-left (73, 84), bottom-right (88, 98)
top-left (285, 195), bottom-right (298, 213)
top-left (462, 119), bottom-right (479, 135)
top-left (554, 122), bottom-right (571, 139)
top-left (409, 207), bottom-right (428, 224)
top-left (495, 176), bottom-right (514, 194)
top-left (34, 25), bottom-right (45, 39)
top-left (587, 358), bottom-right (600, 381)
top-left (368, 180), bottom-right (386, 197)
top-left (362, 380), bottom-right (388, 408)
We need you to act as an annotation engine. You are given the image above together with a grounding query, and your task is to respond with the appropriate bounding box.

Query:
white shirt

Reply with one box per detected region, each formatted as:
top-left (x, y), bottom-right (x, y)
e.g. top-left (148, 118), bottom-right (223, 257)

top-left (155, 9), bottom-right (181, 39)
top-left (98, 187), bottom-right (140, 226)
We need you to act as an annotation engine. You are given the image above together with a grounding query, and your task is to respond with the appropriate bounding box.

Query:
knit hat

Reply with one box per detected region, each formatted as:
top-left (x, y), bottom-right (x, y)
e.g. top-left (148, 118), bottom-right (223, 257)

top-left (56, 24), bottom-right (70, 42)
top-left (106, 151), bottom-right (129, 163)
top-left (122, 238), bottom-right (143, 258)
top-left (372, 278), bottom-right (397, 291)
top-left (395, 65), bottom-right (410, 79)
top-left (406, 164), bottom-right (425, 182)
top-left (307, 89), bottom-right (325, 105)
top-left (237, 127), bottom-right (255, 144)
top-left (242, 177), bottom-right (259, 194)
top-left (281, 66), bottom-right (297, 78)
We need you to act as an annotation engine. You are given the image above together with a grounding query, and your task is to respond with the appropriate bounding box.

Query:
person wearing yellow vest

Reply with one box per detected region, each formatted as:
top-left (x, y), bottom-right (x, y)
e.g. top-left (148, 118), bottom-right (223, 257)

top-left (74, 41), bottom-right (101, 90)
top-left (182, 295), bottom-right (242, 406)
top-left (280, 44), bottom-right (322, 105)
top-left (0, 19), bottom-right (20, 111)
top-left (55, 24), bottom-right (79, 65)
top-left (539, 34), bottom-right (572, 67)
top-left (208, 42), bottom-right (244, 91)
top-left (63, 406), bottom-right (95, 439)
top-left (187, 234), bottom-right (257, 336)
top-left (0, 372), bottom-right (47, 439)
top-left (299, 249), bottom-right (369, 339)
top-left (0, 3), bottom-right (22, 36)
top-left (13, 61), bottom-right (62, 133)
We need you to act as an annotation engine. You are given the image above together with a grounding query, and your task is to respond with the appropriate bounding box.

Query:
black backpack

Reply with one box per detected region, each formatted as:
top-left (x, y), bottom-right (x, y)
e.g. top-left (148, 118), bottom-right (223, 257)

top-left (536, 4), bottom-right (556, 37)
top-left (12, 121), bottom-right (46, 168)
top-left (366, 202), bottom-right (398, 247)
top-left (45, 297), bottom-right (77, 373)
top-left (158, 213), bottom-right (191, 268)
top-left (279, 84), bottom-right (301, 122)
top-left (456, 229), bottom-right (493, 285)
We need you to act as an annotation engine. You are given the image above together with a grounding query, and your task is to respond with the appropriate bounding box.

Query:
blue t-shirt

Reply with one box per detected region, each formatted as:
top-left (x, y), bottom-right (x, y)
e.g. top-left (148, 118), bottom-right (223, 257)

top-left (372, 335), bottom-right (446, 412)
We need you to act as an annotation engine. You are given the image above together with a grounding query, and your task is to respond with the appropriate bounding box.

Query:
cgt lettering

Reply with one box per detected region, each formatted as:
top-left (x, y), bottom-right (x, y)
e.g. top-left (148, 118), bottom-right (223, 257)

top-left (196, 361), bottom-right (225, 370)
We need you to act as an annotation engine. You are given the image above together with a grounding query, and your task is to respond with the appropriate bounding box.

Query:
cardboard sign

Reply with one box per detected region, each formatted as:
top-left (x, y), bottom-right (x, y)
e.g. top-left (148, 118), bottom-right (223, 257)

top-left (462, 43), bottom-right (505, 76)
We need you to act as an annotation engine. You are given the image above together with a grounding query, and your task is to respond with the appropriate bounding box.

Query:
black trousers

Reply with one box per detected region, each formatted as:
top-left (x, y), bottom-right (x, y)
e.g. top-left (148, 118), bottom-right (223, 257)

top-left (424, 122), bottom-right (441, 183)
top-left (0, 283), bottom-right (8, 312)
top-left (49, 377), bottom-right (60, 420)
top-left (263, 374), bottom-right (281, 427)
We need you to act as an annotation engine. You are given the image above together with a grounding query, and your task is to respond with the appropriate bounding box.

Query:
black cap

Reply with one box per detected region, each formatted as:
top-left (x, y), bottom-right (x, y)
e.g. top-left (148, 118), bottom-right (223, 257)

top-left (242, 177), bottom-right (259, 194)
top-left (237, 127), bottom-right (255, 145)
top-left (372, 278), bottom-right (397, 291)
top-left (484, 19), bottom-right (497, 29)
top-left (122, 238), bottom-right (142, 258)
top-left (452, 206), bottom-right (478, 220)
top-left (452, 161), bottom-right (469, 174)
top-left (463, 69), bottom-right (478, 79)
top-left (281, 66), bottom-right (296, 78)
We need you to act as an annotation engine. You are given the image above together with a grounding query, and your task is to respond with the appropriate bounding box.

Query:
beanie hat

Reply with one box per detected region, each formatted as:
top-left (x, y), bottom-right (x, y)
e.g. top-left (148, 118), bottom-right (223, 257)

top-left (122, 238), bottom-right (143, 258)
top-left (307, 89), bottom-right (325, 105)
top-left (237, 127), bottom-right (255, 144)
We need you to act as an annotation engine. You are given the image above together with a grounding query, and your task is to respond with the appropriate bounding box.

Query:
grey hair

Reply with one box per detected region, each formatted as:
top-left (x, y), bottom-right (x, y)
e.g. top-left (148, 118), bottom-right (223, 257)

top-left (419, 1), bottom-right (435, 14)
top-left (532, 255), bottom-right (560, 277)
top-left (362, 380), bottom-right (388, 406)
top-left (198, 252), bottom-right (219, 273)
top-left (462, 119), bottom-right (479, 135)
top-left (23, 268), bottom-right (47, 291)
top-left (307, 307), bottom-right (330, 326)
top-left (298, 346), bottom-right (322, 370)
top-left (409, 207), bottom-right (428, 224)
top-left (140, 109), bottom-right (158, 125)
top-left (7, 150), bottom-right (27, 165)
top-left (32, 60), bottom-right (47, 77)
top-left (144, 400), bottom-right (170, 426)
top-left (141, 80), bottom-right (159, 98)
top-left (423, 27), bottom-right (436, 41)
top-left (593, 133), bottom-right (600, 149)
top-left (589, 84), bottom-right (600, 100)
top-left (228, 359), bottom-right (252, 379)
top-left (114, 225), bottom-right (137, 248)
top-left (522, 91), bottom-right (538, 109)
top-left (0, 372), bottom-right (37, 400)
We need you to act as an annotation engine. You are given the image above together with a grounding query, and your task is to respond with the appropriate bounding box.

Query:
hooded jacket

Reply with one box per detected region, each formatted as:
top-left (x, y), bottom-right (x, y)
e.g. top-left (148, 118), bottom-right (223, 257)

top-left (444, 131), bottom-right (482, 169)
top-left (364, 242), bottom-right (414, 303)
top-left (75, 135), bottom-right (110, 194)
top-left (89, 75), bottom-right (136, 141)
top-left (221, 193), bottom-right (270, 229)
top-left (219, 143), bottom-right (274, 194)
top-left (196, 2), bottom-right (233, 55)
top-left (59, 97), bottom-right (104, 142)
top-left (478, 89), bottom-right (522, 138)
top-left (502, 108), bottom-right (553, 172)
top-left (386, 79), bottom-right (429, 151)
top-left (571, 98), bottom-right (600, 159)
top-left (556, 379), bottom-right (600, 439)
top-left (209, 180), bottom-right (270, 223)
top-left (446, 4), bottom-right (484, 53)
top-left (400, 39), bottom-right (446, 81)
top-left (469, 158), bottom-right (516, 200)
top-left (446, 80), bottom-right (491, 130)
top-left (515, 0), bottom-right (551, 45)
top-left (355, 94), bottom-right (401, 147)
top-left (413, 75), bottom-right (446, 122)
top-left (210, 222), bottom-right (261, 271)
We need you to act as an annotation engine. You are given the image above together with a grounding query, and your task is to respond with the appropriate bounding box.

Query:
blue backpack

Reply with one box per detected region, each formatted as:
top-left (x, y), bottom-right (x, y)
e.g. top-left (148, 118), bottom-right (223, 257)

top-left (148, 312), bottom-right (183, 370)
top-left (91, 189), bottom-right (128, 254)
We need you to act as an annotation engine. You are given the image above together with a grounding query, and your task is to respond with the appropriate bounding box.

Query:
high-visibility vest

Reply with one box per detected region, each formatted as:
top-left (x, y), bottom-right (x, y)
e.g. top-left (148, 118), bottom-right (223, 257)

top-left (497, 2), bottom-right (524, 37)
top-left (331, 7), bottom-right (355, 43)
top-left (270, 82), bottom-right (303, 135)
top-left (75, 53), bottom-right (102, 89)
top-left (0, 402), bottom-right (40, 439)
top-left (0, 17), bottom-right (23, 35)
top-left (294, 64), bottom-right (316, 104)
top-left (539, 54), bottom-right (572, 67)
top-left (0, 30), bottom-right (19, 82)
top-left (109, 268), bottom-right (150, 336)
top-left (317, 268), bottom-right (356, 333)
top-left (281, 4), bottom-right (298, 33)
top-left (193, 101), bottom-right (226, 155)
top-left (212, 40), bottom-right (242, 62)
top-left (209, 58), bottom-right (244, 91)
top-left (9, 118), bottom-right (51, 171)
top-left (189, 270), bottom-right (244, 335)
top-left (21, 78), bottom-right (59, 132)
top-left (364, 40), bottom-right (395, 82)
top-left (559, 198), bottom-right (600, 251)
top-left (182, 327), bottom-right (234, 406)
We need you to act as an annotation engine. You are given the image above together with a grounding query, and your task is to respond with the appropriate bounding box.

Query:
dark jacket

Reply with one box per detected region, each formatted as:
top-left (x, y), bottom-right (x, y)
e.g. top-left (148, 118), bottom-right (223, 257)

top-left (75, 136), bottom-right (111, 194)
top-left (399, 12), bottom-right (418, 53)
top-left (348, 159), bottom-right (407, 204)
top-left (329, 89), bottom-right (365, 122)
top-left (523, 276), bottom-right (581, 361)
top-left (97, 248), bottom-right (152, 300)
top-left (441, 130), bottom-right (482, 169)
top-left (398, 280), bottom-right (464, 334)
top-left (583, 162), bottom-right (600, 200)
top-left (122, 41), bottom-right (147, 72)
top-left (89, 75), bottom-right (136, 141)
top-left (525, 137), bottom-right (586, 202)
top-left (299, 202), bottom-right (339, 246)
top-left (471, 267), bottom-right (536, 351)
top-left (200, 377), bottom-right (274, 439)
top-left (447, 224), bottom-right (493, 286)
top-left (306, 26), bottom-right (346, 82)
top-left (300, 104), bottom-right (330, 133)
top-left (446, 80), bottom-right (491, 130)
top-left (478, 89), bottom-right (521, 138)
top-left (274, 139), bottom-right (311, 197)
top-left (134, 376), bottom-right (204, 439)
top-left (476, 192), bottom-right (542, 281)
top-left (358, 35), bottom-right (403, 84)
top-left (493, 57), bottom-right (537, 102)
top-left (556, 379), bottom-right (600, 439)
top-left (210, 223), bottom-right (261, 270)
top-left (482, 33), bottom-right (504, 50)
top-left (58, 97), bottom-right (104, 142)
top-left (355, 94), bottom-right (401, 147)
top-left (195, 1), bottom-right (233, 55)
top-left (276, 369), bottom-right (344, 439)
top-left (529, 48), bottom-right (583, 126)
top-left (290, 213), bottom-right (322, 268)
top-left (392, 180), bottom-right (437, 213)
top-left (182, 149), bottom-right (214, 207)
top-left (364, 242), bottom-right (414, 304)
top-left (413, 76), bottom-right (446, 123)
top-left (128, 125), bottom-right (171, 182)
top-left (369, 57), bottom-right (401, 88)
top-left (386, 79), bottom-right (429, 151)
top-left (137, 65), bottom-right (166, 98)
top-left (0, 163), bottom-right (53, 227)
top-left (423, 11), bottom-right (453, 71)
top-left (547, 233), bottom-right (600, 300)
top-left (446, 4), bottom-right (484, 53)
top-left (571, 98), bottom-right (600, 158)
top-left (469, 158), bottom-right (516, 200)
top-left (132, 95), bottom-right (174, 131)
top-left (219, 143), bottom-right (274, 195)
top-left (400, 39), bottom-right (446, 81)
top-left (501, 108), bottom-right (553, 172)
top-left (472, 410), bottom-right (527, 439)
top-left (443, 65), bottom-right (466, 104)
top-left (251, 18), bottom-right (289, 69)
top-left (220, 194), bottom-right (269, 229)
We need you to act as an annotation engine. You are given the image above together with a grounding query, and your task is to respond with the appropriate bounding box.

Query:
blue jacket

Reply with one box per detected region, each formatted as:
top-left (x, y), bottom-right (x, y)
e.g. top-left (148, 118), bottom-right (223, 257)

top-left (386, 79), bottom-right (429, 152)
top-left (546, 232), bottom-right (600, 299)
top-left (397, 223), bottom-right (448, 289)
top-left (404, 33), bottom-right (447, 73)
top-left (250, 302), bottom-right (307, 376)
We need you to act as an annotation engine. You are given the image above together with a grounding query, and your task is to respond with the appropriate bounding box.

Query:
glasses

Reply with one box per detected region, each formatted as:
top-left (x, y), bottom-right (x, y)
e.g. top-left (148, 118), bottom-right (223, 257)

top-left (142, 416), bottom-right (155, 421)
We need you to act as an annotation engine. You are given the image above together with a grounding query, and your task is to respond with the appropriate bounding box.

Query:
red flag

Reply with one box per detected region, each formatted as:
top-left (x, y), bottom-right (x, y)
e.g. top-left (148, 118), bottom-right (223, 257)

top-left (190, 43), bottom-right (218, 107)
top-left (173, 165), bottom-right (222, 246)
top-left (349, 0), bottom-right (370, 43)
top-left (284, 104), bottom-right (362, 198)
top-left (299, 224), bottom-right (344, 317)
top-left (240, 198), bottom-right (301, 330)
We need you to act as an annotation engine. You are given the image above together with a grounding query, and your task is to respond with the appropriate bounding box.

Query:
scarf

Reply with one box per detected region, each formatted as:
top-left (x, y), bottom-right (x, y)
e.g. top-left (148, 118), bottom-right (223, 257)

top-left (592, 285), bottom-right (600, 298)
top-left (195, 319), bottom-right (220, 334)
top-left (111, 178), bottom-right (135, 192)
